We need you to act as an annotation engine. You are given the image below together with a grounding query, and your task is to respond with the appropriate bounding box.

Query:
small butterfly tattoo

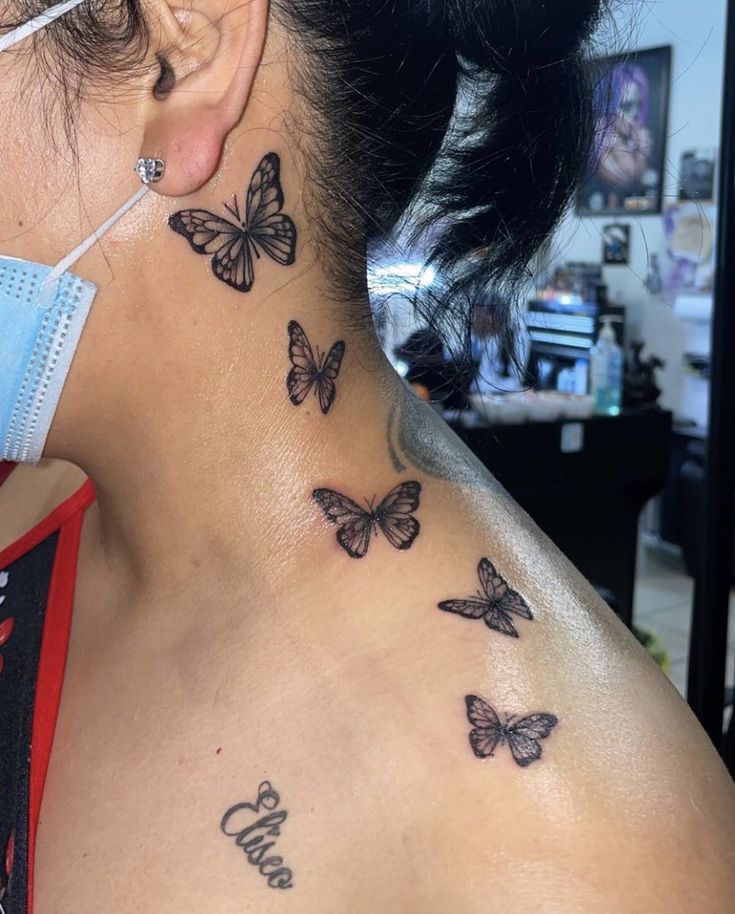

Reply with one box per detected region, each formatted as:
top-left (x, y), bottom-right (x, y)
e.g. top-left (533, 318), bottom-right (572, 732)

top-left (438, 557), bottom-right (533, 638)
top-left (465, 695), bottom-right (558, 767)
top-left (287, 320), bottom-right (345, 415)
top-left (312, 481), bottom-right (421, 559)
top-left (168, 152), bottom-right (297, 293)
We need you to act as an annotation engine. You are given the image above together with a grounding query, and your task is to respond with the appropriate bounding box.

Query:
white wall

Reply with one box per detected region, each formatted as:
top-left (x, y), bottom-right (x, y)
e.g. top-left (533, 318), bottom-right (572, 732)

top-left (553, 0), bottom-right (726, 424)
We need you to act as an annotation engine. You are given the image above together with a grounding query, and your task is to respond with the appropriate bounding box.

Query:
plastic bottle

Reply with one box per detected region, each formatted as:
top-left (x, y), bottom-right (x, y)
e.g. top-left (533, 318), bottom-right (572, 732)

top-left (590, 317), bottom-right (623, 415)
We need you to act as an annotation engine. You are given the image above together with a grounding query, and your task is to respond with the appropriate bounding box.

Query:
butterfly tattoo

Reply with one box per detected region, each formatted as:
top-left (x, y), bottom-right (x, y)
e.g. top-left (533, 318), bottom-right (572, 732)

top-left (312, 481), bottom-right (422, 559)
top-left (438, 557), bottom-right (533, 638)
top-left (465, 695), bottom-right (558, 767)
top-left (168, 152), bottom-right (297, 293)
top-left (286, 320), bottom-right (345, 415)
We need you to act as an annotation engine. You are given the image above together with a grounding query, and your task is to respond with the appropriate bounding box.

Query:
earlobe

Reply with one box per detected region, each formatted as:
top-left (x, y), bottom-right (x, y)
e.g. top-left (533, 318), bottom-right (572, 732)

top-left (137, 0), bottom-right (269, 197)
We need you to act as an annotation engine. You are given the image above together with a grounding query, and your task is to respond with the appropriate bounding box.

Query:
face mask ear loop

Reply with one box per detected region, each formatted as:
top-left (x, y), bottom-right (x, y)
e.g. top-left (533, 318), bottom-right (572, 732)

top-left (0, 0), bottom-right (88, 52)
top-left (38, 184), bottom-right (150, 308)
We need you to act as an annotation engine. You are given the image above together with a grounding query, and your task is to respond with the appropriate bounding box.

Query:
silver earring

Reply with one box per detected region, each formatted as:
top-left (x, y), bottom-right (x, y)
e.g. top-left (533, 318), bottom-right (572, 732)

top-left (134, 157), bottom-right (166, 185)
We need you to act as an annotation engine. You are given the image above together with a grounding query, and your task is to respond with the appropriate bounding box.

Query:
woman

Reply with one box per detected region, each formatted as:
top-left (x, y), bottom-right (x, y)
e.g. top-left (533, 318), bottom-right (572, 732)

top-left (0, 2), bottom-right (733, 912)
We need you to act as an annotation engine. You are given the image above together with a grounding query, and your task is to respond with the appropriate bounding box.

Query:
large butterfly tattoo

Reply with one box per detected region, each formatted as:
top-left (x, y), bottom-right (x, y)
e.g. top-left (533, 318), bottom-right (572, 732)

top-left (287, 320), bottom-right (345, 415)
top-left (465, 695), bottom-right (558, 767)
top-left (168, 152), bottom-right (297, 293)
top-left (438, 557), bottom-right (533, 638)
top-left (312, 481), bottom-right (421, 559)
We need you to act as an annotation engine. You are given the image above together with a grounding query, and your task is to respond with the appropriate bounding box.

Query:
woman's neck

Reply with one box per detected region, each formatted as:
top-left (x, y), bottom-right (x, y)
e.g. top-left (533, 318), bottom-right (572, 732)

top-left (58, 267), bottom-right (408, 615)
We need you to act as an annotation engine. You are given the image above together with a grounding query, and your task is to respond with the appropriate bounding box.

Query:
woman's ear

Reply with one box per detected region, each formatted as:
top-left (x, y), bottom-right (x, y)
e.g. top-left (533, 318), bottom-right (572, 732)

top-left (138, 0), bottom-right (269, 196)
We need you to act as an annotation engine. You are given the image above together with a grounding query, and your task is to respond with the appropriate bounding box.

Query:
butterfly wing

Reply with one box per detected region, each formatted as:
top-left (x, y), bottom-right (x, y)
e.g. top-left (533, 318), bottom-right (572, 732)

top-left (168, 209), bottom-right (241, 254)
top-left (374, 481), bottom-right (421, 551)
top-left (336, 514), bottom-right (375, 559)
top-left (312, 488), bottom-right (374, 559)
top-left (245, 153), bottom-right (297, 266)
top-left (465, 694), bottom-right (502, 730)
top-left (477, 557), bottom-right (506, 600)
top-left (168, 210), bottom-right (254, 292)
top-left (500, 588), bottom-right (534, 621)
top-left (315, 341), bottom-right (346, 415)
top-left (286, 320), bottom-right (318, 406)
top-left (478, 557), bottom-right (533, 623)
top-left (211, 234), bottom-right (255, 293)
top-left (483, 605), bottom-right (520, 638)
top-left (510, 713), bottom-right (559, 740)
top-left (312, 487), bottom-right (365, 524)
top-left (506, 714), bottom-right (559, 768)
top-left (437, 598), bottom-right (489, 620)
top-left (465, 695), bottom-right (504, 760)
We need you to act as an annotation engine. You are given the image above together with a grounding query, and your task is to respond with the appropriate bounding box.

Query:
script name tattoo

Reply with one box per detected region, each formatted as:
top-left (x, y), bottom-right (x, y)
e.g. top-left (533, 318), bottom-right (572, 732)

top-left (438, 557), bottom-right (534, 638)
top-left (220, 780), bottom-right (294, 889)
top-left (286, 320), bottom-right (346, 415)
top-left (465, 695), bottom-right (559, 767)
top-left (168, 152), bottom-right (297, 293)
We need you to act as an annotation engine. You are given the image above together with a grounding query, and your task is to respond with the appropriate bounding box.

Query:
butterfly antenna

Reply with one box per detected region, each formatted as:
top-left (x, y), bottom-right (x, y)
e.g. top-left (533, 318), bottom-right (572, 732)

top-left (223, 195), bottom-right (240, 221)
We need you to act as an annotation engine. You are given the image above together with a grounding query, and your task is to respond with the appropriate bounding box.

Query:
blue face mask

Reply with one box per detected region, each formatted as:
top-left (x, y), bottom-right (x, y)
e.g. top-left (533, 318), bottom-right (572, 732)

top-left (0, 0), bottom-right (149, 463)
top-left (0, 257), bottom-right (97, 463)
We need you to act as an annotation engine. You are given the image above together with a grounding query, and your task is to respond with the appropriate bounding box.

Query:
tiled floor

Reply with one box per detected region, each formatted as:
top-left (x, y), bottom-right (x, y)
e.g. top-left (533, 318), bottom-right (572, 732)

top-left (633, 539), bottom-right (735, 699)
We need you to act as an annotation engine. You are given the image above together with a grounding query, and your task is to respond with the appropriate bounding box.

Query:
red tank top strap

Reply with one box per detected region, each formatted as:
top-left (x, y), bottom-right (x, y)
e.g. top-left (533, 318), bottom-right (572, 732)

top-left (0, 475), bottom-right (96, 914)
top-left (0, 477), bottom-right (95, 571)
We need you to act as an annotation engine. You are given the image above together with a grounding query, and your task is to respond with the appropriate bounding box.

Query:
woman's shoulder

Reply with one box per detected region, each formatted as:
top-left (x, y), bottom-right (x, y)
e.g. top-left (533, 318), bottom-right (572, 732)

top-left (0, 459), bottom-right (88, 553)
top-left (349, 394), bottom-right (735, 910)
top-left (338, 511), bottom-right (735, 913)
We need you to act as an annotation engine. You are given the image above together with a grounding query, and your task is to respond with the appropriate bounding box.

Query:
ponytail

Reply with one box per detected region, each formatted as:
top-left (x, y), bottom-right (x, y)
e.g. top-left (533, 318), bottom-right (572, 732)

top-left (414, 0), bottom-right (606, 359)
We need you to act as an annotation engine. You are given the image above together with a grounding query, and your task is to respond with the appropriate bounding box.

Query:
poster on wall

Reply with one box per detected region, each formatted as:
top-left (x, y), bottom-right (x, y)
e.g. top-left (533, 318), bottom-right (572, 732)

top-left (662, 201), bottom-right (716, 296)
top-left (678, 148), bottom-right (717, 201)
top-left (602, 223), bottom-right (630, 264)
top-left (577, 45), bottom-right (672, 216)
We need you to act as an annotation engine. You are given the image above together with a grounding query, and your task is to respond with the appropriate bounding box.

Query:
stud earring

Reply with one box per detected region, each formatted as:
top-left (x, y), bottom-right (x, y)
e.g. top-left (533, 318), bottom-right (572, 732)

top-left (134, 157), bottom-right (166, 185)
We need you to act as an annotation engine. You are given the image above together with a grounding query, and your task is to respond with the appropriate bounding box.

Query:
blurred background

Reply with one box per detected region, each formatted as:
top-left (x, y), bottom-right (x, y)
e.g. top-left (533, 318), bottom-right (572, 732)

top-left (368, 0), bottom-right (735, 765)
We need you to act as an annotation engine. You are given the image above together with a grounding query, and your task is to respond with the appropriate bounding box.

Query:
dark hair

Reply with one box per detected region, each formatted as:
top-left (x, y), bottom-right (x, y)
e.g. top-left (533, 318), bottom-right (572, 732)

top-left (4, 0), bottom-right (612, 360)
top-left (5, 2), bottom-right (149, 139)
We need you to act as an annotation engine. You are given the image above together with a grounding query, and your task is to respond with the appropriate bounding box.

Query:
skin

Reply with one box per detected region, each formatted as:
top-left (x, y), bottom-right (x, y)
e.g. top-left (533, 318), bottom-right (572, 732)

top-left (1, 2), bottom-right (734, 912)
top-left (0, 460), bottom-right (86, 546)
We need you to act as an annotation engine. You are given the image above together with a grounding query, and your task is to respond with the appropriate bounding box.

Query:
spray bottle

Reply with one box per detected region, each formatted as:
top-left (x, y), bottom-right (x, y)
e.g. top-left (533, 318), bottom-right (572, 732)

top-left (590, 317), bottom-right (623, 415)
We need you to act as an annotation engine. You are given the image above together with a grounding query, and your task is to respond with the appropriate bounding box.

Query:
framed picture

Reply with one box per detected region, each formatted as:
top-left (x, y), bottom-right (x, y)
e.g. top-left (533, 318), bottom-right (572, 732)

top-left (678, 148), bottom-right (717, 201)
top-left (602, 223), bottom-right (630, 264)
top-left (577, 45), bottom-right (672, 216)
